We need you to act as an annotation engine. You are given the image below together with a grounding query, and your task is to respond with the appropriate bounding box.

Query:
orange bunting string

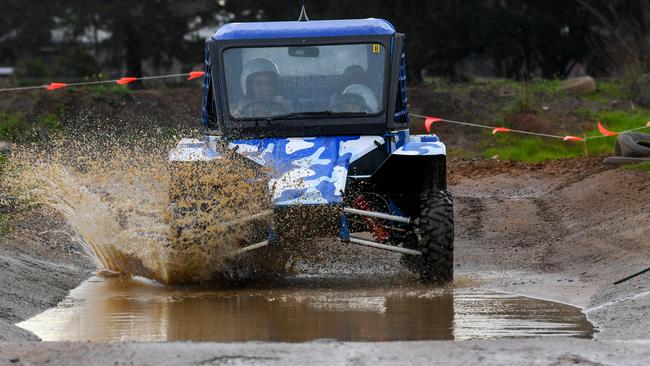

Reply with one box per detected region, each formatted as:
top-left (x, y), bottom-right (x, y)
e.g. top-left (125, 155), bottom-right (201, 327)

top-left (597, 121), bottom-right (618, 136)
top-left (116, 77), bottom-right (137, 85)
top-left (424, 116), bottom-right (442, 133)
top-left (46, 82), bottom-right (67, 91)
top-left (563, 136), bottom-right (583, 142)
top-left (188, 71), bottom-right (205, 80)
top-left (492, 127), bottom-right (511, 135)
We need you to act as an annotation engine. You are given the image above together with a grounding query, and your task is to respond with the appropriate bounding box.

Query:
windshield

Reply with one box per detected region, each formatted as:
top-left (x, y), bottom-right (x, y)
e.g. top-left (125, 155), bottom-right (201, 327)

top-left (222, 43), bottom-right (387, 119)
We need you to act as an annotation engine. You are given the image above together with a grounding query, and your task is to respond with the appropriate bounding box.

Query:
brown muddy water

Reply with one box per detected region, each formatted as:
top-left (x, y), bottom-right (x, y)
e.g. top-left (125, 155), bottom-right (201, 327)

top-left (18, 276), bottom-right (593, 342)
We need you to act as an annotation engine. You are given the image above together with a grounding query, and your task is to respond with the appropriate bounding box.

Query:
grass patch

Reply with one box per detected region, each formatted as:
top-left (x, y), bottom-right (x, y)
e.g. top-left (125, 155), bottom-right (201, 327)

top-left (485, 110), bottom-right (650, 162)
top-left (0, 111), bottom-right (64, 142)
top-left (500, 79), bottom-right (563, 117)
top-left (623, 161), bottom-right (650, 172)
top-left (0, 113), bottom-right (27, 141)
top-left (587, 80), bottom-right (625, 103)
top-left (597, 80), bottom-right (625, 98)
top-left (531, 78), bottom-right (562, 95)
top-left (36, 112), bottom-right (63, 131)
top-left (485, 135), bottom-right (584, 162)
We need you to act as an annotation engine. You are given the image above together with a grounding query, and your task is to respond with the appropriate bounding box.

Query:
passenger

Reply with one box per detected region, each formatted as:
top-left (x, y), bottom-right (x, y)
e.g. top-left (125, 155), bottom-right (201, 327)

top-left (330, 93), bottom-right (371, 113)
top-left (330, 84), bottom-right (379, 113)
top-left (329, 65), bottom-right (377, 112)
top-left (233, 58), bottom-right (293, 117)
top-left (338, 65), bottom-right (368, 94)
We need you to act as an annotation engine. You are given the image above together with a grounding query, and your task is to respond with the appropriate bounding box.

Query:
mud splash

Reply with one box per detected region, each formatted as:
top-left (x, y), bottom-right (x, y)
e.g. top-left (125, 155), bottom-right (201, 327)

top-left (1, 130), bottom-right (270, 284)
top-left (17, 276), bottom-right (594, 342)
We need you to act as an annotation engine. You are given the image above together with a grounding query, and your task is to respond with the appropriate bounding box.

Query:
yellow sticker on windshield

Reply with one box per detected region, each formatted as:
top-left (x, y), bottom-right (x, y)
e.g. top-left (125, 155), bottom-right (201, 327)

top-left (372, 44), bottom-right (381, 53)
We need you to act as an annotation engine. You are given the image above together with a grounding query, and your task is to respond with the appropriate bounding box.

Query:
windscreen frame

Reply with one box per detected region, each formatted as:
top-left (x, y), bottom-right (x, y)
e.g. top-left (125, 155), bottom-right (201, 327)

top-left (211, 34), bottom-right (394, 138)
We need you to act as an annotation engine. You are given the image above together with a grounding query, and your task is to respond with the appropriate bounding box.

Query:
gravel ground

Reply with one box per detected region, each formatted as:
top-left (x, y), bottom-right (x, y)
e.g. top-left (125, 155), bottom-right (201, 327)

top-left (0, 208), bottom-right (93, 341)
top-left (586, 273), bottom-right (650, 340)
top-left (0, 158), bottom-right (649, 364)
top-left (1, 339), bottom-right (650, 365)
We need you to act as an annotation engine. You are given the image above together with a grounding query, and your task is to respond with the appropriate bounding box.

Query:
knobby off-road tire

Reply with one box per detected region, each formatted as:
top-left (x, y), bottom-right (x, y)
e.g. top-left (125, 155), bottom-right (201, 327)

top-left (403, 189), bottom-right (454, 283)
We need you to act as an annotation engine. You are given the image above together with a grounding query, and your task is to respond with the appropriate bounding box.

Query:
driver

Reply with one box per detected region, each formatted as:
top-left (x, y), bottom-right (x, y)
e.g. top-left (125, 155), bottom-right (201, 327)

top-left (232, 58), bottom-right (293, 118)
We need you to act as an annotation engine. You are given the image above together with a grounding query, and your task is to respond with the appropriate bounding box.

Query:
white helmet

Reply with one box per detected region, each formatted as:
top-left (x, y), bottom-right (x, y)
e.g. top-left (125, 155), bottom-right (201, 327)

top-left (342, 84), bottom-right (379, 112)
top-left (241, 58), bottom-right (280, 96)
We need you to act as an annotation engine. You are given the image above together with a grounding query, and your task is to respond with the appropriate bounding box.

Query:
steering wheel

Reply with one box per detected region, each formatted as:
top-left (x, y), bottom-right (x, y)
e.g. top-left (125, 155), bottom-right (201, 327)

top-left (240, 100), bottom-right (289, 117)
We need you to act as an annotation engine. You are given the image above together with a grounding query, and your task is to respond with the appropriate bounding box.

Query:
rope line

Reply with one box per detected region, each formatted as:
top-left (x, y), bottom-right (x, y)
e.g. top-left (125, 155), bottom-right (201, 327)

top-left (0, 72), bottom-right (202, 93)
top-left (409, 113), bottom-right (650, 142)
top-left (1, 74), bottom-right (648, 141)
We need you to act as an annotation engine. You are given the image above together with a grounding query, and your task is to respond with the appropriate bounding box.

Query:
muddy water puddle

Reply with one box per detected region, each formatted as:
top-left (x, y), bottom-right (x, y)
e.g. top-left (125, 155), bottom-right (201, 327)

top-left (18, 276), bottom-right (593, 342)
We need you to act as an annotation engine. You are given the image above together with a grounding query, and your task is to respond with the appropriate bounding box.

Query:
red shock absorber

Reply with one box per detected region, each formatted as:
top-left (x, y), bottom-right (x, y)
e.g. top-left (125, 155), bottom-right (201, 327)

top-left (353, 195), bottom-right (390, 242)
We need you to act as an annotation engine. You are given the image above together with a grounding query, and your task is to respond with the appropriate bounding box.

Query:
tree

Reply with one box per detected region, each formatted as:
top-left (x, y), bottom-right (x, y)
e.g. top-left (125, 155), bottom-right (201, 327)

top-left (576, 0), bottom-right (650, 75)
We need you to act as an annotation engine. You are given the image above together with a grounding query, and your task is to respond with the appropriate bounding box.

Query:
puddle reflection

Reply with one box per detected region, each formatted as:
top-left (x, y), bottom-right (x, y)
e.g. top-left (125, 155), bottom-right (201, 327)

top-left (18, 276), bottom-right (593, 342)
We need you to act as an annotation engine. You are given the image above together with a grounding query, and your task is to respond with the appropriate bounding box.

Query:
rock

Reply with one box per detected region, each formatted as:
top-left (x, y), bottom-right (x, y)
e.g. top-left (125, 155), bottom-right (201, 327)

top-left (560, 76), bottom-right (597, 95)
top-left (0, 140), bottom-right (9, 155)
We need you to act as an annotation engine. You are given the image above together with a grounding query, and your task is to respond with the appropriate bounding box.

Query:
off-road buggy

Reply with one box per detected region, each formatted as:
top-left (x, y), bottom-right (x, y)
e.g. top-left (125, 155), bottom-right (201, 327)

top-left (169, 17), bottom-right (453, 282)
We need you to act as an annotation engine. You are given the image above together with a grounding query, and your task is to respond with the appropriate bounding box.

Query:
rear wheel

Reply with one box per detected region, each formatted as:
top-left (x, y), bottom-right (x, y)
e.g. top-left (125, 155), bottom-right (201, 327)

top-left (402, 189), bottom-right (454, 283)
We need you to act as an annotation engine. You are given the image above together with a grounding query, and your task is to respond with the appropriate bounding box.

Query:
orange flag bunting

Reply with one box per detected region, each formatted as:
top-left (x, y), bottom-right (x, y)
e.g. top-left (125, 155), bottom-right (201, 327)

top-left (188, 71), bottom-right (205, 80)
top-left (424, 116), bottom-right (442, 133)
top-left (563, 136), bottom-right (583, 142)
top-left (492, 127), bottom-right (511, 135)
top-left (597, 121), bottom-right (618, 136)
top-left (116, 77), bottom-right (137, 85)
top-left (46, 82), bottom-right (67, 90)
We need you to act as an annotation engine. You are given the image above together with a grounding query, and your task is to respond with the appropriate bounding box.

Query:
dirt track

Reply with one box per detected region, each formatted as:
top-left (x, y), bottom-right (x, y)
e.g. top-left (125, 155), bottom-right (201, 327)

top-left (0, 158), bottom-right (649, 364)
top-left (450, 158), bottom-right (650, 340)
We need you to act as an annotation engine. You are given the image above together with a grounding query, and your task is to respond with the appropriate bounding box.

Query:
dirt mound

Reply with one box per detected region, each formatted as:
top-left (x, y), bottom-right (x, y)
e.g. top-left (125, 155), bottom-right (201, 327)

top-left (448, 157), bottom-right (604, 184)
top-left (0, 87), bottom-right (204, 135)
top-left (506, 112), bottom-right (560, 134)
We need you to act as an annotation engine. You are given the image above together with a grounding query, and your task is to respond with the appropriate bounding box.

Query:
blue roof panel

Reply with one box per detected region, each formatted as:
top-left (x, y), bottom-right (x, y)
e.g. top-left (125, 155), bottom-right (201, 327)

top-left (213, 18), bottom-right (395, 40)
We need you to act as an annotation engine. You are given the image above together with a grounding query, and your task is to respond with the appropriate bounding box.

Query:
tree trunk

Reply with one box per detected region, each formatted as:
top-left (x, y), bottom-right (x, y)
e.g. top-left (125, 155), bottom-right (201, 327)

top-left (124, 24), bottom-right (144, 89)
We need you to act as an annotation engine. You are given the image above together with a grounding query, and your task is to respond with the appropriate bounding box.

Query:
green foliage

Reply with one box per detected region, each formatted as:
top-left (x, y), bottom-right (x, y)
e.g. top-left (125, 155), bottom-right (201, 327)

top-left (623, 161), bottom-right (650, 172)
top-left (0, 113), bottom-right (27, 141)
top-left (597, 80), bottom-right (624, 98)
top-left (499, 79), bottom-right (566, 117)
top-left (587, 80), bottom-right (625, 103)
top-left (531, 79), bottom-right (562, 95)
top-left (586, 110), bottom-right (649, 135)
top-left (0, 112), bottom-right (65, 141)
top-left (14, 59), bottom-right (50, 81)
top-left (485, 110), bottom-right (650, 162)
top-left (485, 135), bottom-right (584, 162)
top-left (54, 49), bottom-right (100, 78)
top-left (37, 113), bottom-right (62, 131)
top-left (501, 82), bottom-right (540, 116)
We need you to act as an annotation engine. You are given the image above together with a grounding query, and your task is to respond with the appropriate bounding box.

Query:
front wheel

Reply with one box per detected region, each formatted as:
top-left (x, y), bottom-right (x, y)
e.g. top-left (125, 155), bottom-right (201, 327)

top-left (402, 189), bottom-right (454, 283)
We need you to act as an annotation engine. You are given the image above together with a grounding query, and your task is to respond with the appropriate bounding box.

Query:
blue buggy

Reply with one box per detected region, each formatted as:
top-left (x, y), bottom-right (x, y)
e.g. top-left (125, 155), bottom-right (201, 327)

top-left (169, 18), bottom-right (454, 283)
